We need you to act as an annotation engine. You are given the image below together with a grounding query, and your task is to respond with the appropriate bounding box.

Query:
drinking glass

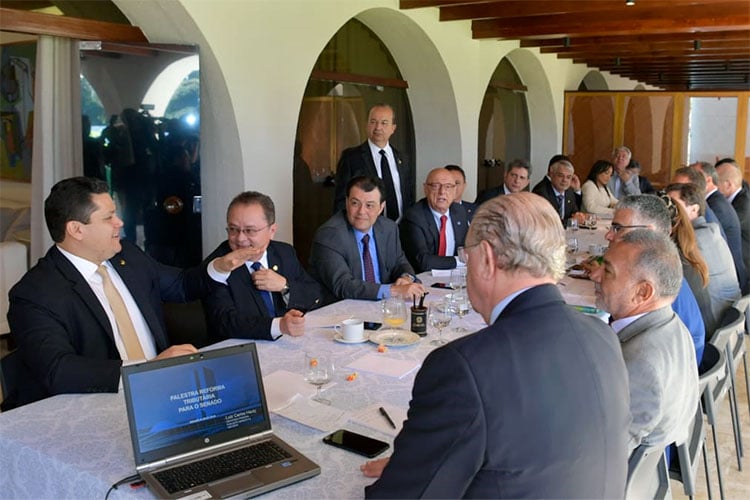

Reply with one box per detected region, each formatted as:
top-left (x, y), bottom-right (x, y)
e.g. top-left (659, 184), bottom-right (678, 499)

top-left (428, 300), bottom-right (452, 346)
top-left (304, 353), bottom-right (334, 405)
top-left (382, 296), bottom-right (407, 331)
top-left (586, 213), bottom-right (598, 229)
top-left (450, 290), bottom-right (471, 334)
top-left (457, 246), bottom-right (467, 265)
top-left (449, 267), bottom-right (467, 291)
top-left (566, 218), bottom-right (579, 232)
top-left (567, 236), bottom-right (579, 253)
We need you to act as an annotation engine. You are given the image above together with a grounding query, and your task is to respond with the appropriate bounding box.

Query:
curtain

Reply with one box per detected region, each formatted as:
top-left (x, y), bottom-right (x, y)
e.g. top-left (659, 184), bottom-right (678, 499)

top-left (30, 36), bottom-right (82, 264)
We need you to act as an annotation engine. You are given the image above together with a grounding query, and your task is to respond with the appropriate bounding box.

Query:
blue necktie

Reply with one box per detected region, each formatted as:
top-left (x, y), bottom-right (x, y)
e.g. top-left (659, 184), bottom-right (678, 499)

top-left (556, 194), bottom-right (565, 218)
top-left (251, 262), bottom-right (276, 316)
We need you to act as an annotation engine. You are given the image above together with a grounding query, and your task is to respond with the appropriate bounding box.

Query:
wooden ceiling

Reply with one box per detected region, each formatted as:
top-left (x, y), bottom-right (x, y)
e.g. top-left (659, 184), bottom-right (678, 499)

top-left (400, 0), bottom-right (750, 91)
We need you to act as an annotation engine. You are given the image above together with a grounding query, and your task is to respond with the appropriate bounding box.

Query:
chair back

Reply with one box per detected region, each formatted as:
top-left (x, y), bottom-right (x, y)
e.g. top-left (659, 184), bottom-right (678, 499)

top-left (699, 344), bottom-right (730, 424)
top-left (733, 294), bottom-right (750, 335)
top-left (709, 307), bottom-right (744, 352)
top-left (669, 402), bottom-right (705, 496)
top-left (625, 444), bottom-right (672, 499)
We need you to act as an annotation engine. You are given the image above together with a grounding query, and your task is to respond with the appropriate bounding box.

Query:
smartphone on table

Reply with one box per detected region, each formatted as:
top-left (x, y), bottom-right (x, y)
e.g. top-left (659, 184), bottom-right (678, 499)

top-left (322, 429), bottom-right (390, 458)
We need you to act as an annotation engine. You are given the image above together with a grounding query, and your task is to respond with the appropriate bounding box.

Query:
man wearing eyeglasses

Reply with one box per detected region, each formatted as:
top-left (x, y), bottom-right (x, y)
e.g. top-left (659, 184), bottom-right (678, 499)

top-left (399, 168), bottom-right (469, 273)
top-left (333, 103), bottom-right (414, 221)
top-left (203, 191), bottom-right (323, 343)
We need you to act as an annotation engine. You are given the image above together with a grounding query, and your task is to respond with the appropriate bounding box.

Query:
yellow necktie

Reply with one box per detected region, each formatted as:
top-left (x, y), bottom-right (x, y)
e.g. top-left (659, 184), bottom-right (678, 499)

top-left (97, 265), bottom-right (145, 361)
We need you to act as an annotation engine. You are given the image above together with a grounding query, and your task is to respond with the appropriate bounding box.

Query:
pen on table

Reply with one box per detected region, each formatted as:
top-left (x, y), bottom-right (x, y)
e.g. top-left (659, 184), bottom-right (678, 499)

top-left (379, 406), bottom-right (397, 429)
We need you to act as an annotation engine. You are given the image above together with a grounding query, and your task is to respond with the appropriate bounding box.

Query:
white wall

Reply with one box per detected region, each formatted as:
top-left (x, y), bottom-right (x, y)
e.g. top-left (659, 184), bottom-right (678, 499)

top-left (114, 0), bottom-right (645, 247)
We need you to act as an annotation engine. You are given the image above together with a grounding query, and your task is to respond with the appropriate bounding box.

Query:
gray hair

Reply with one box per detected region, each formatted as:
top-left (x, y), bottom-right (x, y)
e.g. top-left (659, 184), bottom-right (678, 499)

top-left (613, 146), bottom-right (632, 157)
top-left (694, 161), bottom-right (719, 185)
top-left (550, 160), bottom-right (574, 175)
top-left (615, 195), bottom-right (671, 235)
top-left (471, 192), bottom-right (566, 280)
top-left (619, 229), bottom-right (682, 299)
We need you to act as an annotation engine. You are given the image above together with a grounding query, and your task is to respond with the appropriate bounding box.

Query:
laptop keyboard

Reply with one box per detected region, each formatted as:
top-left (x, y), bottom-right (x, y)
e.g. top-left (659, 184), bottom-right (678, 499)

top-left (153, 440), bottom-right (292, 494)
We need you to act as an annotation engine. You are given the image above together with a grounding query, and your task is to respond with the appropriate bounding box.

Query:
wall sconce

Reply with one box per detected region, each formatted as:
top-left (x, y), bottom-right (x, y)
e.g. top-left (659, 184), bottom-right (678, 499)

top-left (625, 0), bottom-right (635, 5)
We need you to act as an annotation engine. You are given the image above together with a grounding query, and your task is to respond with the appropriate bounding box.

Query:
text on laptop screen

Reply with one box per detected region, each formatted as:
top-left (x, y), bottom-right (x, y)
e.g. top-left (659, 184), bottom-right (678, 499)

top-left (127, 349), bottom-right (266, 454)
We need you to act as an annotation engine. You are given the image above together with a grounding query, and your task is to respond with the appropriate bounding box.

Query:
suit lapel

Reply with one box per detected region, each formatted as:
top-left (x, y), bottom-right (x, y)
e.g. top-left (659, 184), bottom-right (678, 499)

top-left (108, 253), bottom-right (164, 341)
top-left (228, 262), bottom-right (268, 317)
top-left (450, 204), bottom-right (468, 247)
top-left (360, 142), bottom-right (378, 179)
top-left (422, 202), bottom-right (440, 247)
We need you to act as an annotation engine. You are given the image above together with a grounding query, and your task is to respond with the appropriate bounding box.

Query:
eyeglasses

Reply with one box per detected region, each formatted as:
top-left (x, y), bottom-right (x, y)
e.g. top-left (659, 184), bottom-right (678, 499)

top-left (425, 182), bottom-right (456, 192)
top-left (606, 223), bottom-right (650, 234)
top-left (226, 225), bottom-right (270, 237)
top-left (458, 241), bottom-right (482, 263)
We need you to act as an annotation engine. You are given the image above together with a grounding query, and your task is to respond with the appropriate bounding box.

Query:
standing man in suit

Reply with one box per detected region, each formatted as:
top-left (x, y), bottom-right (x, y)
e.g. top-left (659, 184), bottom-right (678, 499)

top-left (400, 167), bottom-right (469, 272)
top-left (444, 164), bottom-right (476, 220)
top-left (202, 191), bottom-right (323, 344)
top-left (474, 158), bottom-right (531, 205)
top-left (7, 177), bottom-right (253, 408)
top-left (333, 104), bottom-right (413, 221)
top-left (310, 176), bottom-right (424, 302)
top-left (608, 146), bottom-right (641, 199)
top-left (361, 193), bottom-right (631, 498)
top-left (716, 160), bottom-right (750, 279)
top-left (532, 159), bottom-right (586, 226)
top-left (679, 163), bottom-right (747, 292)
top-left (590, 229), bottom-right (698, 452)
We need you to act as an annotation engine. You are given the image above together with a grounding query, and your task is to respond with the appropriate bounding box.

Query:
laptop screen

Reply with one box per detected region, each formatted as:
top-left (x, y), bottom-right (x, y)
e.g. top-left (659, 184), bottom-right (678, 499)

top-left (122, 343), bottom-right (272, 465)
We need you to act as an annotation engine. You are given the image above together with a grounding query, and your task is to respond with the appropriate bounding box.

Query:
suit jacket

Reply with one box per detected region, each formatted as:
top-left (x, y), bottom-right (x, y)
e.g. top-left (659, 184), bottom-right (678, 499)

top-left (731, 188), bottom-right (750, 281)
top-left (459, 200), bottom-right (476, 221)
top-left (474, 185), bottom-right (506, 206)
top-left (400, 200), bottom-right (469, 273)
top-left (607, 173), bottom-right (641, 199)
top-left (532, 181), bottom-right (581, 224)
top-left (7, 242), bottom-right (210, 407)
top-left (707, 189), bottom-right (746, 290)
top-left (366, 285), bottom-right (630, 498)
top-left (333, 141), bottom-right (414, 216)
top-left (201, 240), bottom-right (323, 344)
top-left (616, 306), bottom-right (699, 451)
top-left (309, 211), bottom-right (415, 301)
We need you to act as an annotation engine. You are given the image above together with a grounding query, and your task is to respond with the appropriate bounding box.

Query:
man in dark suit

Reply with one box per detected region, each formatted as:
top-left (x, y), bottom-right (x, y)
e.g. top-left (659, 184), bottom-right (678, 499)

top-left (475, 158), bottom-right (532, 206)
top-left (532, 159), bottom-right (586, 226)
top-left (202, 191), bottom-right (323, 344)
top-left (361, 193), bottom-right (630, 497)
top-left (591, 230), bottom-right (698, 452)
top-left (444, 164), bottom-right (476, 220)
top-left (333, 104), bottom-right (413, 221)
top-left (530, 154), bottom-right (569, 193)
top-left (681, 162), bottom-right (747, 291)
top-left (716, 160), bottom-right (750, 291)
top-left (310, 176), bottom-right (424, 302)
top-left (7, 177), bottom-right (252, 408)
top-left (400, 167), bottom-right (469, 272)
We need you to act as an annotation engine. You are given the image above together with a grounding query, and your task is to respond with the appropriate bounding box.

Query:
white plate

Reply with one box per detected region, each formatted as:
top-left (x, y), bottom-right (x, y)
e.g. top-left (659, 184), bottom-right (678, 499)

top-left (369, 330), bottom-right (421, 347)
top-left (333, 333), bottom-right (369, 344)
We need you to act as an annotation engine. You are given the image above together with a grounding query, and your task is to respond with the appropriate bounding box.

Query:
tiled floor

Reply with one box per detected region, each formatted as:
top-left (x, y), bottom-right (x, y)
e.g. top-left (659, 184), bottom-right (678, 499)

top-left (672, 336), bottom-right (750, 499)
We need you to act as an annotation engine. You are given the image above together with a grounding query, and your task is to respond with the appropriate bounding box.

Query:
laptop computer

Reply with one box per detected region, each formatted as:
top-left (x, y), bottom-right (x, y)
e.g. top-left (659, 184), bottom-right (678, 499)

top-left (121, 342), bottom-right (320, 498)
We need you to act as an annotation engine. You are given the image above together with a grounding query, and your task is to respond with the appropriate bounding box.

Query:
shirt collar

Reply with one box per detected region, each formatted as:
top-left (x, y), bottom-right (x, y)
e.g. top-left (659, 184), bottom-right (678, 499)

top-left (611, 312), bottom-right (648, 334)
top-left (368, 140), bottom-right (391, 155)
top-left (246, 250), bottom-right (270, 271)
top-left (57, 245), bottom-right (105, 279)
top-left (489, 286), bottom-right (533, 324)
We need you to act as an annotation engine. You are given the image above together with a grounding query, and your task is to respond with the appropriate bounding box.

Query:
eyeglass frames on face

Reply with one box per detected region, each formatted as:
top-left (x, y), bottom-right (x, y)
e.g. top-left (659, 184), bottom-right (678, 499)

top-left (606, 223), bottom-right (650, 234)
top-left (226, 225), bottom-right (270, 237)
top-left (425, 183), bottom-right (456, 192)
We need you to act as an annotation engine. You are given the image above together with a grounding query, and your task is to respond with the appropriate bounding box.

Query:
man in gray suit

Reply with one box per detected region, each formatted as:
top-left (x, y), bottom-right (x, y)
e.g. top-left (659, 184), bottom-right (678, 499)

top-left (608, 145), bottom-right (641, 199)
top-left (591, 229), bottom-right (698, 452)
top-left (310, 176), bottom-right (424, 302)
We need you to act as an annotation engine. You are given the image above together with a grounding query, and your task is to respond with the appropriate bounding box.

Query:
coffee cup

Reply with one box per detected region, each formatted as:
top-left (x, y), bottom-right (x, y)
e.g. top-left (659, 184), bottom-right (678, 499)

top-left (335, 318), bottom-right (365, 341)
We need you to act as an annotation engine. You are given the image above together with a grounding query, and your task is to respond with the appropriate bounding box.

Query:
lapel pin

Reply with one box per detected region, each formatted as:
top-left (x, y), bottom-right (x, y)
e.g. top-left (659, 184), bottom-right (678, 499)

top-left (272, 265), bottom-right (279, 271)
top-left (119, 259), bottom-right (126, 266)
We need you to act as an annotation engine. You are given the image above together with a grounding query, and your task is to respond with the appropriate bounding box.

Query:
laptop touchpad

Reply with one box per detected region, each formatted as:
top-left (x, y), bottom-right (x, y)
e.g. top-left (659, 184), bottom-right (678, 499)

top-left (209, 474), bottom-right (262, 498)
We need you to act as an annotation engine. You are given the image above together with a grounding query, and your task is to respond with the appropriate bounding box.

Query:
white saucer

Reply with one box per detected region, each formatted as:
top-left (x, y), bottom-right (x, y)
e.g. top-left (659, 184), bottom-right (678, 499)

top-left (333, 333), bottom-right (369, 344)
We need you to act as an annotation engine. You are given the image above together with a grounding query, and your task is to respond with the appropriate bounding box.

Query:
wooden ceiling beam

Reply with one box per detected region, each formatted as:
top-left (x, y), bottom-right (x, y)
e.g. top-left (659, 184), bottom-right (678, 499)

top-left (472, 3), bottom-right (750, 39)
top-left (400, 0), bottom-right (482, 9)
top-left (521, 30), bottom-right (750, 48)
top-left (543, 40), bottom-right (749, 56)
top-left (0, 7), bottom-right (147, 42)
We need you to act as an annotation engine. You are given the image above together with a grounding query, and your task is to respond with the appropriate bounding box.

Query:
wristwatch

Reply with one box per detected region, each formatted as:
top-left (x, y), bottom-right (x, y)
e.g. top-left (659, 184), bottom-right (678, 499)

top-left (281, 281), bottom-right (290, 294)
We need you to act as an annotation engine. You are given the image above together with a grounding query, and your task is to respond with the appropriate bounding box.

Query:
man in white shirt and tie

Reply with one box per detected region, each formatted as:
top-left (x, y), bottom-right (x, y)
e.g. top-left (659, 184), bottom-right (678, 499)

top-left (400, 168), bottom-right (470, 272)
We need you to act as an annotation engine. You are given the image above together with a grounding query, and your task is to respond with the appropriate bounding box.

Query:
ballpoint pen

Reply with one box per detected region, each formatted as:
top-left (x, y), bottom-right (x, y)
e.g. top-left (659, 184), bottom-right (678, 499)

top-left (379, 406), bottom-right (397, 429)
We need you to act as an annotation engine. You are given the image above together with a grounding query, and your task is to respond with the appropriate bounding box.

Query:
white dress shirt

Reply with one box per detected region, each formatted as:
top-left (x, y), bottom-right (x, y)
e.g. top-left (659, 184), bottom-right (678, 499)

top-left (368, 140), bottom-right (404, 219)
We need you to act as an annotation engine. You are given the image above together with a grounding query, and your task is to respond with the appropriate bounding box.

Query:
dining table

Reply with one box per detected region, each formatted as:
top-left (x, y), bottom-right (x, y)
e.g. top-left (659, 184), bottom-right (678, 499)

top-left (0, 225), bottom-right (610, 499)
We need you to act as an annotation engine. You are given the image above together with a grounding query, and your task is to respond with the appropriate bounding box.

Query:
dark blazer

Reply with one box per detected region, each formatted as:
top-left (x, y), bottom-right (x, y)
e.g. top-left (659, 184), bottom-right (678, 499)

top-left (309, 211), bottom-right (415, 302)
top-left (459, 200), bottom-right (477, 221)
top-left (532, 181), bottom-right (581, 224)
top-left (366, 285), bottom-right (630, 498)
top-left (333, 141), bottom-right (414, 215)
top-left (400, 199), bottom-right (469, 272)
top-left (731, 188), bottom-right (750, 287)
top-left (7, 242), bottom-right (210, 407)
top-left (201, 240), bottom-right (323, 344)
top-left (474, 185), bottom-right (507, 206)
top-left (707, 190), bottom-right (747, 290)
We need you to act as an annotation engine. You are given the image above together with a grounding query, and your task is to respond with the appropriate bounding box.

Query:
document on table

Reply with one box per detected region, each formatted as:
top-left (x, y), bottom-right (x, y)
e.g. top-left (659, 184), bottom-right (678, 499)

top-left (263, 370), bottom-right (335, 411)
top-left (350, 403), bottom-right (408, 437)
top-left (346, 353), bottom-right (421, 379)
top-left (431, 269), bottom-right (451, 278)
top-left (274, 394), bottom-right (349, 432)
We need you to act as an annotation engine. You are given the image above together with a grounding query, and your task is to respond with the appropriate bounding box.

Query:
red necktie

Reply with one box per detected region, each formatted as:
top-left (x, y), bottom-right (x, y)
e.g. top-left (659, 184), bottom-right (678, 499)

top-left (438, 215), bottom-right (447, 256)
top-left (362, 234), bottom-right (376, 283)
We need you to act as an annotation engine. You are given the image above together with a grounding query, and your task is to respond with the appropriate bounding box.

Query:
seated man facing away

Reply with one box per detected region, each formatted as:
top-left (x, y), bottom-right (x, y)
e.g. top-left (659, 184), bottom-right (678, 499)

top-left (400, 167), bottom-right (469, 272)
top-left (362, 193), bottom-right (631, 498)
top-left (591, 229), bottom-right (699, 452)
top-left (202, 191), bottom-right (323, 344)
top-left (309, 176), bottom-right (424, 302)
top-left (7, 177), bottom-right (252, 409)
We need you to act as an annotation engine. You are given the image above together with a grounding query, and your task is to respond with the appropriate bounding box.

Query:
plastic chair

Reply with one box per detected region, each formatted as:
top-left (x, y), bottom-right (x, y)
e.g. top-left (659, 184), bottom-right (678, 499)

top-left (731, 296), bottom-right (750, 416)
top-left (699, 343), bottom-right (731, 499)
top-left (625, 444), bottom-right (671, 500)
top-left (709, 307), bottom-right (745, 470)
top-left (732, 294), bottom-right (750, 335)
top-left (669, 402), bottom-right (710, 500)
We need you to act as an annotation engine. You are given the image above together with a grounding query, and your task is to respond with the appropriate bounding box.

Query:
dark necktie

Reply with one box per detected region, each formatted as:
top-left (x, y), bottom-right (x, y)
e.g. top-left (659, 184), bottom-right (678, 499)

top-left (556, 193), bottom-right (565, 218)
top-left (251, 262), bottom-right (276, 316)
top-left (438, 215), bottom-right (447, 256)
top-left (362, 234), bottom-right (376, 283)
top-left (379, 149), bottom-right (399, 221)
